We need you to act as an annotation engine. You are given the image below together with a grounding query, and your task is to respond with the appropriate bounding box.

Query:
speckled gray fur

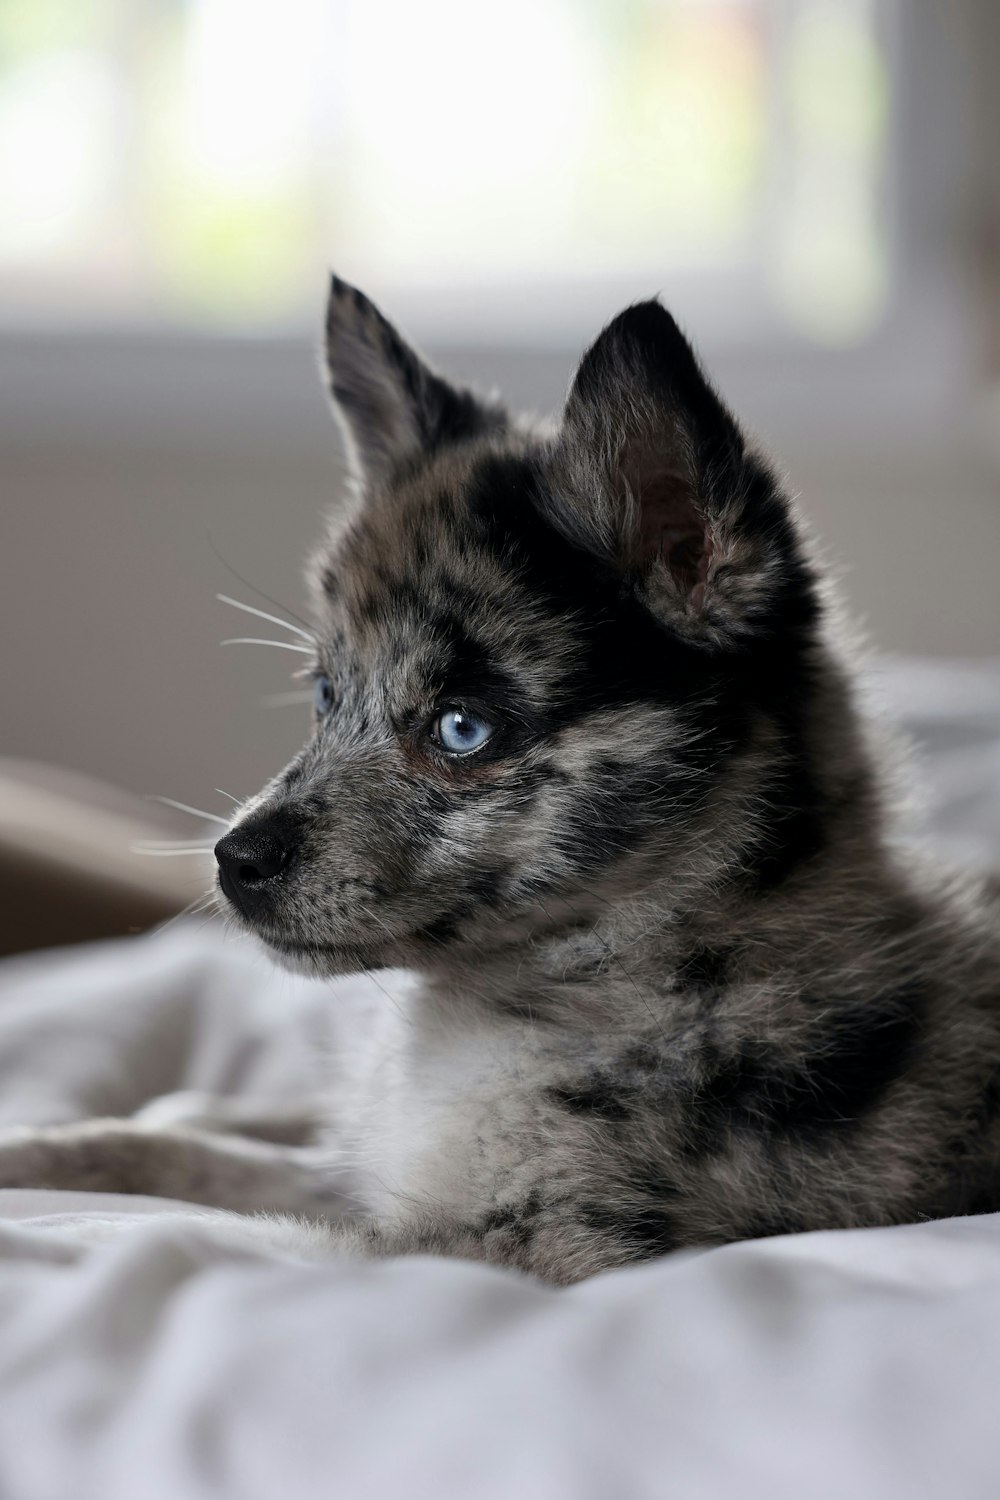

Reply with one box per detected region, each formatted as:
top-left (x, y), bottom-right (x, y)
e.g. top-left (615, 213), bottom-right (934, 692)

top-left (3, 278), bottom-right (999, 1283)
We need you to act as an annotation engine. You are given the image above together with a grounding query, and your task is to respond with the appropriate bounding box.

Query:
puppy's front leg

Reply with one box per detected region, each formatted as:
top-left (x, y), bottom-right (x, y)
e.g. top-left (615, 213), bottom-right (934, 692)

top-left (325, 1205), bottom-right (615, 1284)
top-left (0, 1134), bottom-right (625, 1281)
top-left (0, 1121), bottom-right (348, 1218)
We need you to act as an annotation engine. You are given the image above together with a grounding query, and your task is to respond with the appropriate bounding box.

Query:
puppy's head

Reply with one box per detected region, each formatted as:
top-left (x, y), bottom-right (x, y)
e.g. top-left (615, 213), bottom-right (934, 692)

top-left (214, 276), bottom-right (823, 976)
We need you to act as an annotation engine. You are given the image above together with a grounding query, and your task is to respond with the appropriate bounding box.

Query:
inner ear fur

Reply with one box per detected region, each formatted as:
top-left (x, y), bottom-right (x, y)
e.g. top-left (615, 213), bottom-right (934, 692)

top-left (555, 300), bottom-right (749, 612)
top-left (631, 469), bottom-right (714, 606)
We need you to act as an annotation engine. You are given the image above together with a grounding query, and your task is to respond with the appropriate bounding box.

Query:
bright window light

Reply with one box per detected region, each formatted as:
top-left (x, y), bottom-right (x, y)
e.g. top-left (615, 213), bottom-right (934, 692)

top-left (0, 0), bottom-right (892, 344)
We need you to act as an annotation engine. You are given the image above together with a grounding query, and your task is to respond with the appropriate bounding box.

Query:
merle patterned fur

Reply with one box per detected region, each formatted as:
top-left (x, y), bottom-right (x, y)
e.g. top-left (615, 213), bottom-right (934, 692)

top-left (2, 276), bottom-right (999, 1283)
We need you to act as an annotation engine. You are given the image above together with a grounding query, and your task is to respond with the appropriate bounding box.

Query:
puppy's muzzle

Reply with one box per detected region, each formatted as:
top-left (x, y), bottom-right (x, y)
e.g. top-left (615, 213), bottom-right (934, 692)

top-left (215, 817), bottom-right (294, 919)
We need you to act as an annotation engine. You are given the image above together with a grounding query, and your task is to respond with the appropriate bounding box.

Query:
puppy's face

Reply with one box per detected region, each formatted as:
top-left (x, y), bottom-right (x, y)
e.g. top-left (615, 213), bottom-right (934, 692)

top-left (214, 279), bottom-right (819, 976)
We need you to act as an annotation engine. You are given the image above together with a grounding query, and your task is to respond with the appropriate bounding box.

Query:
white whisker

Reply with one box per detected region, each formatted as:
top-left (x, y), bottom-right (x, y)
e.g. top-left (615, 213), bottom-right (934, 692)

top-left (147, 795), bottom-right (230, 826)
top-left (133, 837), bottom-right (218, 848)
top-left (131, 844), bottom-right (216, 857)
top-left (215, 788), bottom-right (242, 804)
top-left (221, 637), bottom-right (313, 655)
top-left (153, 894), bottom-right (219, 938)
top-left (216, 593), bottom-right (315, 642)
top-left (361, 966), bottom-right (409, 1022)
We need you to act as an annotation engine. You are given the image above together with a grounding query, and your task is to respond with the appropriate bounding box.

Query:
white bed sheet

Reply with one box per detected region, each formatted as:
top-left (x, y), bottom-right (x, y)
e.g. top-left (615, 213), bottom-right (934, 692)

top-left (1, 658), bottom-right (998, 1500)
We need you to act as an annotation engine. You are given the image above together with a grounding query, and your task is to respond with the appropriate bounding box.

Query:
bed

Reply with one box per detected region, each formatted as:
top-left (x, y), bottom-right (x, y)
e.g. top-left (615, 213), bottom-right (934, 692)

top-left (1, 656), bottom-right (999, 1500)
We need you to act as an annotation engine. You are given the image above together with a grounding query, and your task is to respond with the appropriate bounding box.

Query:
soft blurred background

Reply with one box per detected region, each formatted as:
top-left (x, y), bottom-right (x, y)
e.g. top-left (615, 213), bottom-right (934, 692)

top-left (1, 0), bottom-right (998, 947)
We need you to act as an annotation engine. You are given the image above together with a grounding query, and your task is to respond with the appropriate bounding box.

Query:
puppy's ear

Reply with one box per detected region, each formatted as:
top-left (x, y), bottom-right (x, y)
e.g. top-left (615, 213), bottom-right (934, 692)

top-left (324, 276), bottom-right (505, 488)
top-left (555, 301), bottom-right (809, 639)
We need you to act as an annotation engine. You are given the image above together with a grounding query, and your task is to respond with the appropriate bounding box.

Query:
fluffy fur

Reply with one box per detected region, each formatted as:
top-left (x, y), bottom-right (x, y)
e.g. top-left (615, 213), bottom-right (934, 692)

top-left (3, 277), bottom-right (999, 1283)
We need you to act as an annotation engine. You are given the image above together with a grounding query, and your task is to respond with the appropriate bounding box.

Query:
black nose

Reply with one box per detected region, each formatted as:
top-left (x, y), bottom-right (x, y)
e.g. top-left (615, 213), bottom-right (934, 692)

top-left (215, 820), bottom-right (292, 916)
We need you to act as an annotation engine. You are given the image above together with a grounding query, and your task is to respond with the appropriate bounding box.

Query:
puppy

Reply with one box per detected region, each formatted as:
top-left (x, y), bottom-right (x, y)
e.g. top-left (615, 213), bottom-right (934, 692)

top-left (3, 278), bottom-right (999, 1283)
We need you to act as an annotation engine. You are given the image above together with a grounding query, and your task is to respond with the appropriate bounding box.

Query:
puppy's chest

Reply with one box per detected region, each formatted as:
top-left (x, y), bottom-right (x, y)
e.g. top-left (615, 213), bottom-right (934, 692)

top-left (339, 1009), bottom-right (551, 1222)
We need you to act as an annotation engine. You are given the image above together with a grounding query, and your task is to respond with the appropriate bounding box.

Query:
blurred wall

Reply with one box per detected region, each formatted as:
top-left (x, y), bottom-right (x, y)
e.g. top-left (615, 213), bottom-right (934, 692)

top-left (3, 325), bottom-right (999, 812)
top-left (3, 1), bottom-right (999, 814)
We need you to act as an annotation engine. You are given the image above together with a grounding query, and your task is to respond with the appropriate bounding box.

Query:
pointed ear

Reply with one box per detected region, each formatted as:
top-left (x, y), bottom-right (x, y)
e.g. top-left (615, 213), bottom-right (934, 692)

top-left (323, 276), bottom-right (505, 488)
top-left (555, 301), bottom-right (803, 635)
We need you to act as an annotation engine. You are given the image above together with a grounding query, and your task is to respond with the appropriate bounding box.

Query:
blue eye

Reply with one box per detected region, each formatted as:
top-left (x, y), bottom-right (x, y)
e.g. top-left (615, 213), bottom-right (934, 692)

top-left (434, 708), bottom-right (494, 755)
top-left (313, 674), bottom-right (334, 716)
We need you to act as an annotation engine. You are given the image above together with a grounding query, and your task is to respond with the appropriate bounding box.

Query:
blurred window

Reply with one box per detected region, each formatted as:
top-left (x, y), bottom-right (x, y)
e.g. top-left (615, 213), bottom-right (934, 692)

top-left (0, 0), bottom-right (891, 344)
